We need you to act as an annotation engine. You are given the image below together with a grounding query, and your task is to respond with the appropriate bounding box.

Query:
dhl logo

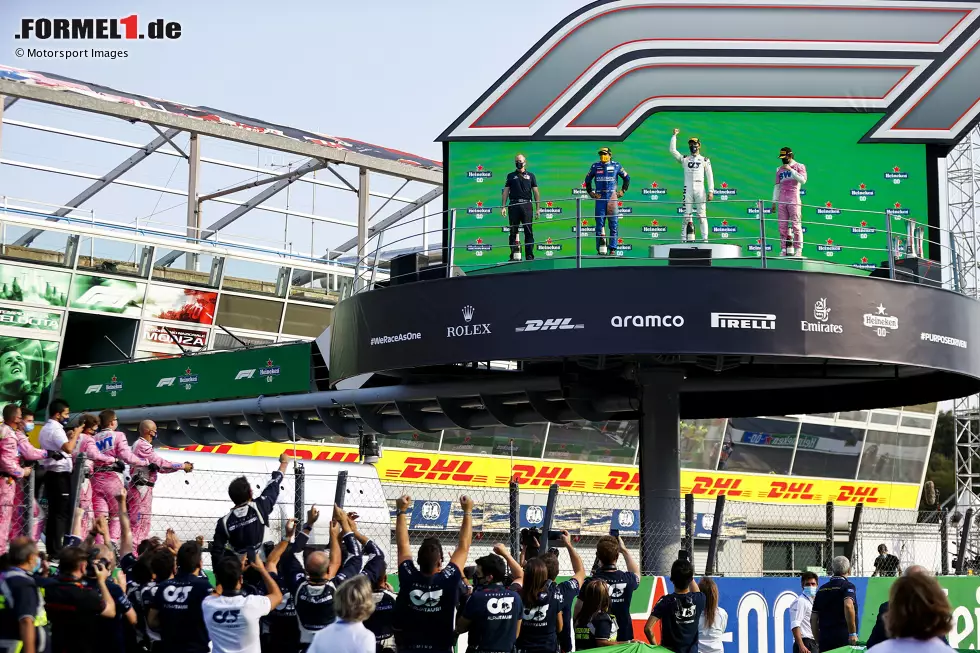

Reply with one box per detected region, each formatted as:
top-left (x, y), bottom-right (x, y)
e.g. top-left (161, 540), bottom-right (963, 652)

top-left (597, 471), bottom-right (640, 493)
top-left (510, 464), bottom-right (582, 488)
top-left (766, 481), bottom-right (816, 501)
top-left (176, 444), bottom-right (358, 463)
top-left (690, 476), bottom-right (744, 497)
top-left (835, 485), bottom-right (882, 504)
top-left (386, 456), bottom-right (488, 484)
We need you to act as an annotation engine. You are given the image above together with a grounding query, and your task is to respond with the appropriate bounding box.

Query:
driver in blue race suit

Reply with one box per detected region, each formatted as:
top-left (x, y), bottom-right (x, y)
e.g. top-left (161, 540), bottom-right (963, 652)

top-left (585, 147), bottom-right (630, 256)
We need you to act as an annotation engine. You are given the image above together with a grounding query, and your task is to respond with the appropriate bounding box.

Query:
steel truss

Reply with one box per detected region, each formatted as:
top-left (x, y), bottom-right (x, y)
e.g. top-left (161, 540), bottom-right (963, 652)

top-left (949, 126), bottom-right (980, 510)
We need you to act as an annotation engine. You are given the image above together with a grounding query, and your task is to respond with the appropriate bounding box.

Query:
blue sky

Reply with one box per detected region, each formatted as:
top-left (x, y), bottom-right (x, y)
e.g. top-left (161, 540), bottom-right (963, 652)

top-left (0, 0), bottom-right (586, 258)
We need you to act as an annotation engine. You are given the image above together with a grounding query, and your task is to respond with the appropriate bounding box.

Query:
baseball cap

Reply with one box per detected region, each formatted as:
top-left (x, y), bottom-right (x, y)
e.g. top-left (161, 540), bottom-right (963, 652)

top-left (688, 137), bottom-right (701, 144)
top-left (598, 147), bottom-right (612, 156)
top-left (778, 147), bottom-right (793, 158)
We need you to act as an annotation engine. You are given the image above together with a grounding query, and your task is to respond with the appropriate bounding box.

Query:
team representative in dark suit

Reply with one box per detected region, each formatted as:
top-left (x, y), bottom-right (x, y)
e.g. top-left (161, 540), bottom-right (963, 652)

top-left (501, 154), bottom-right (540, 261)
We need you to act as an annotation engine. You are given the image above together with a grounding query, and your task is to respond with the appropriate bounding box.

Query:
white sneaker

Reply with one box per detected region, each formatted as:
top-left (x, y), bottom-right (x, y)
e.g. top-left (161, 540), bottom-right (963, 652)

top-left (780, 249), bottom-right (787, 257)
top-left (794, 250), bottom-right (804, 258)
top-left (786, 246), bottom-right (796, 256)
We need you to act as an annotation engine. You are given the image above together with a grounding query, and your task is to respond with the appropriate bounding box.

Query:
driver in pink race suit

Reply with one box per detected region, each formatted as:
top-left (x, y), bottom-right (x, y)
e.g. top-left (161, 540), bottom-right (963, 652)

top-left (77, 413), bottom-right (116, 535)
top-left (11, 406), bottom-right (48, 540)
top-left (0, 404), bottom-right (32, 553)
top-left (128, 419), bottom-right (193, 545)
top-left (92, 409), bottom-right (145, 542)
top-left (772, 146), bottom-right (808, 257)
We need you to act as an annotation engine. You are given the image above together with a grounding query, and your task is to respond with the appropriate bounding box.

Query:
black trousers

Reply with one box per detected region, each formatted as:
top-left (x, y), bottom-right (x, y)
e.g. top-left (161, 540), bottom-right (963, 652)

top-left (508, 202), bottom-right (534, 259)
top-left (44, 470), bottom-right (72, 559)
top-left (794, 637), bottom-right (818, 653)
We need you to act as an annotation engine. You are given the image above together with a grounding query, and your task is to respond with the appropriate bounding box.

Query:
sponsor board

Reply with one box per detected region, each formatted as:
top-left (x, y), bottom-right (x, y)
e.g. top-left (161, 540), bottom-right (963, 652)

top-left (447, 305), bottom-right (491, 338)
top-left (140, 323), bottom-right (208, 354)
top-left (0, 305), bottom-right (62, 332)
top-left (863, 304), bottom-right (899, 338)
top-left (711, 312), bottom-right (776, 330)
top-left (515, 318), bottom-right (584, 332)
top-left (60, 342), bottom-right (311, 410)
top-left (801, 298), bottom-right (843, 334)
top-left (174, 441), bottom-right (920, 508)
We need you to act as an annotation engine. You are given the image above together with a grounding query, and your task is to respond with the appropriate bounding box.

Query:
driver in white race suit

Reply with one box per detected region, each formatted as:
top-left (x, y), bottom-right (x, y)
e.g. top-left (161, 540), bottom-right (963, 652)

top-left (669, 128), bottom-right (715, 242)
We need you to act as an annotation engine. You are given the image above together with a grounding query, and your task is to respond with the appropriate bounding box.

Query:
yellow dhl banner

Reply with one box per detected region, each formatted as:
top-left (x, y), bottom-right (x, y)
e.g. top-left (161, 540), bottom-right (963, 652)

top-left (173, 441), bottom-right (921, 509)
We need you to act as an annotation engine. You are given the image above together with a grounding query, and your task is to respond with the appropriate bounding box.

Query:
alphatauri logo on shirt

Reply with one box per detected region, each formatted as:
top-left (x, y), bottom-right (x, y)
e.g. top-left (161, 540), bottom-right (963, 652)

top-left (523, 605), bottom-right (550, 622)
top-left (487, 597), bottom-right (515, 615)
top-left (410, 589), bottom-right (442, 607)
top-left (609, 583), bottom-right (627, 599)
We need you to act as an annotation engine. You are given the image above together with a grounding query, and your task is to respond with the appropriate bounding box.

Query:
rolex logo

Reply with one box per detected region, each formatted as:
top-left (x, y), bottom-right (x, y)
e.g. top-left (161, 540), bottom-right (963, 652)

top-left (462, 305), bottom-right (475, 323)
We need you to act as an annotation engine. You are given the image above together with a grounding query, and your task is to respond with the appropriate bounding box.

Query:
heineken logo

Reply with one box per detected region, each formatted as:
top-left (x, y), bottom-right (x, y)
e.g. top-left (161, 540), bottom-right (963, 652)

top-left (85, 374), bottom-right (123, 396)
top-left (884, 166), bottom-right (908, 183)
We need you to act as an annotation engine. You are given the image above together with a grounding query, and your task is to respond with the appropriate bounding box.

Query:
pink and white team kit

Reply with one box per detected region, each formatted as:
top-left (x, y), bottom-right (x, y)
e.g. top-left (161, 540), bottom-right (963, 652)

top-left (773, 160), bottom-right (808, 256)
top-left (0, 426), bottom-right (185, 548)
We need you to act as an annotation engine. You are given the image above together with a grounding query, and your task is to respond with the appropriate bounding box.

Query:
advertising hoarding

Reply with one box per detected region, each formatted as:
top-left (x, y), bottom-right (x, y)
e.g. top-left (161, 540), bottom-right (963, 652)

top-left (68, 274), bottom-right (145, 316)
top-left (0, 304), bottom-right (62, 334)
top-left (0, 263), bottom-right (70, 307)
top-left (59, 341), bottom-right (312, 411)
top-left (0, 336), bottom-right (59, 413)
top-left (139, 322), bottom-right (209, 355)
top-left (174, 441), bottom-right (921, 509)
top-left (143, 285), bottom-right (217, 325)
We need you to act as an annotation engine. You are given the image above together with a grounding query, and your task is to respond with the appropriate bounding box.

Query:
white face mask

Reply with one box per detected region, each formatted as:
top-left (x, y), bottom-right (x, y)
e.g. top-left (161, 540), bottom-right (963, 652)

top-left (22, 422), bottom-right (34, 432)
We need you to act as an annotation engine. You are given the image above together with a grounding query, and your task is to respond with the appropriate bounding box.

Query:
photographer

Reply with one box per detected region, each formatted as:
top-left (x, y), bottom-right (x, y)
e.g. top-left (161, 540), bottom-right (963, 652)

top-left (586, 536), bottom-right (641, 642)
top-left (44, 545), bottom-right (116, 653)
top-left (87, 530), bottom-right (138, 653)
top-left (643, 556), bottom-right (704, 653)
top-left (393, 494), bottom-right (473, 653)
top-left (456, 543), bottom-right (524, 653)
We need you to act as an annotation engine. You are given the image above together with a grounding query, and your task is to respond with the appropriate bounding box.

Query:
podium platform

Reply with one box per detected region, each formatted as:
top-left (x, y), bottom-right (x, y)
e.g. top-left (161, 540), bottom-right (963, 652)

top-left (650, 243), bottom-right (743, 259)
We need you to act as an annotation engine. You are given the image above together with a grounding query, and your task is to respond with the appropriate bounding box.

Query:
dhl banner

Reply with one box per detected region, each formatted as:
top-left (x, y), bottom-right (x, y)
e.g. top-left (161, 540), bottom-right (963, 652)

top-left (172, 441), bottom-right (921, 509)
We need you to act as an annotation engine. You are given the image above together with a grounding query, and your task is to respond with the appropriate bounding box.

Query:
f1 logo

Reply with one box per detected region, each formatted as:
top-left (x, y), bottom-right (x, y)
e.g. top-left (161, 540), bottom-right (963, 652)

top-left (157, 377), bottom-right (176, 387)
top-left (235, 369), bottom-right (256, 380)
top-left (85, 384), bottom-right (102, 394)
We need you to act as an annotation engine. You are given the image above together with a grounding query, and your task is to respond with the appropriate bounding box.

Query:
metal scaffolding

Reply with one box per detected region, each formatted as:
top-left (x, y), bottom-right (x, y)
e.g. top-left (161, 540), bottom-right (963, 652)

top-left (949, 126), bottom-right (980, 508)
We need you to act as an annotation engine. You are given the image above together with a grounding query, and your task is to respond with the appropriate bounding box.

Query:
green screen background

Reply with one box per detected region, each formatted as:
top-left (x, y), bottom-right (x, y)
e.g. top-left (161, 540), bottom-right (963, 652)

top-left (447, 112), bottom-right (927, 271)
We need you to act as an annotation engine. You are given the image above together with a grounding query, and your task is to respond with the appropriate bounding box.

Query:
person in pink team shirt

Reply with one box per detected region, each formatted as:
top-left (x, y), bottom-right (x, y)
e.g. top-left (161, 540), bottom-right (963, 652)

top-left (0, 404), bottom-right (32, 552)
top-left (76, 413), bottom-right (116, 536)
top-left (772, 146), bottom-right (808, 257)
top-left (11, 406), bottom-right (48, 540)
top-left (128, 419), bottom-right (193, 546)
top-left (91, 409), bottom-right (146, 542)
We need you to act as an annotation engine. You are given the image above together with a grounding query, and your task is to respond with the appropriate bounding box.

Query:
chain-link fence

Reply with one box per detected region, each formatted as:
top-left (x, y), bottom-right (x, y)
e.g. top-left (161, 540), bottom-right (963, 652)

top-left (8, 457), bottom-right (956, 580)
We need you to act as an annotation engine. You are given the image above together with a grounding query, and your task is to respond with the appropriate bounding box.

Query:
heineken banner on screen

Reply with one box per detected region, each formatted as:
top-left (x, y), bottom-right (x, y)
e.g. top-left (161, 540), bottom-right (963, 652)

top-left (0, 263), bottom-right (70, 307)
top-left (68, 274), bottom-right (146, 317)
top-left (60, 342), bottom-right (312, 411)
top-left (0, 336), bottom-right (59, 413)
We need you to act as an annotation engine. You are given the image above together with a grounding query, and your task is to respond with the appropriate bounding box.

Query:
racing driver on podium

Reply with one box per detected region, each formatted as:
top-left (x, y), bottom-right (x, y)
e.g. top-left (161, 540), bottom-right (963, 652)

top-left (585, 147), bottom-right (630, 256)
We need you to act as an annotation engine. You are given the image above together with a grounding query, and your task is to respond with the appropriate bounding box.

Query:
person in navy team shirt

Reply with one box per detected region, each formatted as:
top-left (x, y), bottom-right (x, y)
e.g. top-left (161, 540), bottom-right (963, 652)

top-left (393, 494), bottom-right (474, 653)
top-left (583, 535), bottom-right (641, 642)
top-left (456, 543), bottom-right (524, 653)
top-left (812, 556), bottom-right (859, 651)
top-left (540, 532), bottom-right (586, 653)
top-left (644, 557), bottom-right (705, 653)
top-left (147, 540), bottom-right (213, 653)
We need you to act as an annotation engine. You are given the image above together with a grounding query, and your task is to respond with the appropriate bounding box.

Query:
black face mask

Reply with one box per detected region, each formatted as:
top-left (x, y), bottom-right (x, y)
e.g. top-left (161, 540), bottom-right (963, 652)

top-left (515, 161), bottom-right (524, 169)
top-left (59, 418), bottom-right (70, 426)
top-left (780, 156), bottom-right (791, 164)
top-left (689, 145), bottom-right (699, 154)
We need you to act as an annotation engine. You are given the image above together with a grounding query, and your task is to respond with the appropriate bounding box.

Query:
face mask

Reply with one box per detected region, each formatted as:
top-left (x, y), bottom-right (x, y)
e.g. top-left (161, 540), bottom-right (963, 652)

top-left (781, 156), bottom-right (791, 164)
top-left (59, 418), bottom-right (69, 426)
top-left (30, 557), bottom-right (41, 574)
top-left (22, 422), bottom-right (33, 432)
top-left (515, 161), bottom-right (524, 169)
top-left (689, 144), bottom-right (699, 154)
top-left (804, 586), bottom-right (817, 598)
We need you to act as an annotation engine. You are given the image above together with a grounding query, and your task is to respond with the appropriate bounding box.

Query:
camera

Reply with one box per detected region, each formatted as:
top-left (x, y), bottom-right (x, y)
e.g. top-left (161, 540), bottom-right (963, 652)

top-left (677, 549), bottom-right (690, 562)
top-left (520, 527), bottom-right (541, 558)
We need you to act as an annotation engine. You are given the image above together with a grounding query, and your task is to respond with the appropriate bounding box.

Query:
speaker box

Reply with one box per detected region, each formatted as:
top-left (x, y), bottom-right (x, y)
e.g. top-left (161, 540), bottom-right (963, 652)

top-left (389, 253), bottom-right (431, 286)
top-left (869, 257), bottom-right (941, 287)
top-left (667, 247), bottom-right (712, 266)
